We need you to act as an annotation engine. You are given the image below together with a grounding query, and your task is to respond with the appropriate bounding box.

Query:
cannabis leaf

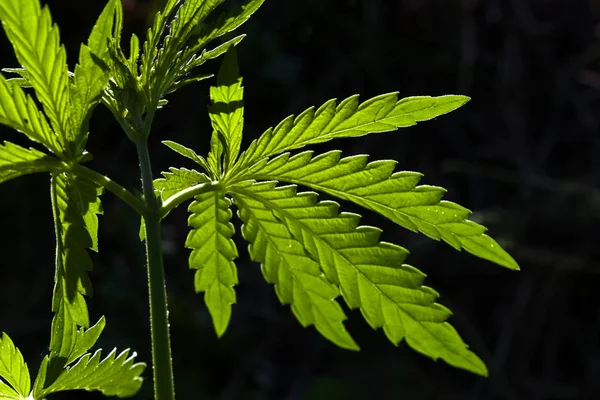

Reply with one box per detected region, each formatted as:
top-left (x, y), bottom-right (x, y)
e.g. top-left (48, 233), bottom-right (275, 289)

top-left (161, 141), bottom-right (212, 178)
top-left (186, 191), bottom-right (238, 337)
top-left (0, 74), bottom-right (60, 153)
top-left (139, 0), bottom-right (263, 104)
top-left (69, 0), bottom-right (119, 153)
top-left (154, 167), bottom-right (212, 202)
top-left (140, 0), bottom-right (179, 79)
top-left (51, 174), bottom-right (103, 329)
top-left (192, 0), bottom-right (265, 45)
top-left (234, 94), bottom-right (469, 172)
top-left (208, 47), bottom-right (244, 172)
top-left (233, 190), bottom-right (358, 350)
top-left (0, 0), bottom-right (71, 145)
top-left (0, 141), bottom-right (61, 184)
top-left (155, 36), bottom-right (509, 375)
top-left (62, 317), bottom-right (104, 366)
top-left (33, 348), bottom-right (145, 399)
top-left (232, 181), bottom-right (487, 375)
top-left (0, 333), bottom-right (30, 398)
top-left (243, 150), bottom-right (518, 270)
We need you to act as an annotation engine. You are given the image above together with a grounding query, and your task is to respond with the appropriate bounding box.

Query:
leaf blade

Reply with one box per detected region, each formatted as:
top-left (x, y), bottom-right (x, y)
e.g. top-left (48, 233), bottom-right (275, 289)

top-left (162, 141), bottom-right (213, 176)
top-left (0, 73), bottom-right (60, 153)
top-left (186, 191), bottom-right (238, 337)
top-left (244, 151), bottom-right (518, 270)
top-left (236, 94), bottom-right (469, 171)
top-left (0, 333), bottom-right (30, 397)
top-left (191, 0), bottom-right (264, 46)
top-left (69, 0), bottom-right (118, 152)
top-left (154, 167), bottom-right (212, 202)
top-left (36, 348), bottom-right (145, 398)
top-left (51, 174), bottom-right (104, 330)
top-left (232, 188), bottom-right (358, 350)
top-left (0, 0), bottom-right (71, 147)
top-left (208, 47), bottom-right (244, 171)
top-left (0, 141), bottom-right (61, 184)
top-left (233, 182), bottom-right (487, 375)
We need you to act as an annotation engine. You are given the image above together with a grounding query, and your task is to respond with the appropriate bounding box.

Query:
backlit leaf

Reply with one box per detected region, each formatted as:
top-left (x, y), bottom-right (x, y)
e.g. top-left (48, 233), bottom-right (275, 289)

top-left (35, 348), bottom-right (145, 398)
top-left (0, 0), bottom-right (71, 147)
top-left (0, 141), bottom-right (61, 184)
top-left (232, 188), bottom-right (358, 350)
top-left (232, 181), bottom-right (487, 375)
top-left (0, 333), bottom-right (30, 398)
top-left (243, 151), bottom-right (518, 270)
top-left (186, 191), bottom-right (238, 337)
top-left (235, 94), bottom-right (469, 171)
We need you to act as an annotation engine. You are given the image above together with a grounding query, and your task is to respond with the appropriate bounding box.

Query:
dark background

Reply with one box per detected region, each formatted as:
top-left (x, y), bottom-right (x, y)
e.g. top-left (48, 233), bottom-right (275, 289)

top-left (1, 0), bottom-right (599, 399)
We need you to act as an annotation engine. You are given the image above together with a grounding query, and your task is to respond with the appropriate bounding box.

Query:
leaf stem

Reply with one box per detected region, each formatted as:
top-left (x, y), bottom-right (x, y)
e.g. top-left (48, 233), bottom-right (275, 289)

top-left (67, 162), bottom-right (148, 216)
top-left (159, 180), bottom-right (224, 218)
top-left (136, 138), bottom-right (175, 400)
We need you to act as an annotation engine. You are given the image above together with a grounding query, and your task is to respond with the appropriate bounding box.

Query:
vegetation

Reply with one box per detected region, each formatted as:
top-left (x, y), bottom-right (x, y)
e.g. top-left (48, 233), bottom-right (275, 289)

top-left (0, 0), bottom-right (518, 398)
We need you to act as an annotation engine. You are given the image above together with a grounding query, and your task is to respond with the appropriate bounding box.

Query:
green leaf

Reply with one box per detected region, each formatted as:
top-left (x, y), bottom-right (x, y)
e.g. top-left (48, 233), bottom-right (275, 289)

top-left (0, 0), bottom-right (71, 145)
top-left (171, 0), bottom-right (224, 46)
top-left (51, 174), bottom-right (104, 329)
top-left (243, 151), bottom-right (519, 270)
top-left (145, 166), bottom-right (211, 242)
top-left (140, 0), bottom-right (179, 79)
top-left (232, 182), bottom-right (487, 376)
top-left (208, 131), bottom-right (225, 177)
top-left (232, 189), bottom-right (358, 351)
top-left (49, 299), bottom-right (78, 361)
top-left (154, 167), bottom-right (211, 202)
top-left (0, 73), bottom-right (60, 153)
top-left (164, 73), bottom-right (213, 95)
top-left (0, 333), bottom-right (30, 397)
top-left (128, 34), bottom-right (140, 72)
top-left (162, 140), bottom-right (212, 175)
top-left (185, 191), bottom-right (238, 337)
top-left (152, 0), bottom-right (223, 91)
top-left (2, 67), bottom-right (33, 88)
top-left (34, 348), bottom-right (145, 398)
top-left (185, 34), bottom-right (245, 73)
top-left (30, 356), bottom-right (49, 398)
top-left (0, 141), bottom-right (61, 184)
top-left (0, 379), bottom-right (19, 399)
top-left (208, 47), bottom-right (244, 171)
top-left (46, 313), bottom-right (106, 389)
top-left (191, 0), bottom-right (265, 46)
top-left (69, 0), bottom-right (118, 153)
top-left (66, 316), bottom-right (106, 365)
top-left (235, 94), bottom-right (469, 171)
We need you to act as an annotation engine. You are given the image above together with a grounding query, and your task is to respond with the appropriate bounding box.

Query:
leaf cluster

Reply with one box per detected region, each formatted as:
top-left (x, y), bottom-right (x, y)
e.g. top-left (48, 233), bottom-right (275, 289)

top-left (0, 0), bottom-right (519, 398)
top-left (155, 47), bottom-right (519, 377)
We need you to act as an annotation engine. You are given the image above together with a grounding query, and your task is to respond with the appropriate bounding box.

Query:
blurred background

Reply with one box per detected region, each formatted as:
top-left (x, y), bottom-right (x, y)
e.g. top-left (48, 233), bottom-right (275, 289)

top-left (1, 0), bottom-right (599, 399)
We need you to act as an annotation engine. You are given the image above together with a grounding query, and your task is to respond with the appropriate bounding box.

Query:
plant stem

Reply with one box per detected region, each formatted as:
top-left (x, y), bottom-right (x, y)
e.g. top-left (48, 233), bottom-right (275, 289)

top-left (67, 162), bottom-right (147, 216)
top-left (136, 139), bottom-right (175, 400)
top-left (159, 180), bottom-right (223, 218)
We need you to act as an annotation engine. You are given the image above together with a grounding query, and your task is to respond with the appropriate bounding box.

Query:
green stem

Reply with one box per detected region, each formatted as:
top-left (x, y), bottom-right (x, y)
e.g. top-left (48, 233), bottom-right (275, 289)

top-left (136, 139), bottom-right (175, 400)
top-left (160, 180), bottom-right (223, 218)
top-left (67, 162), bottom-right (147, 216)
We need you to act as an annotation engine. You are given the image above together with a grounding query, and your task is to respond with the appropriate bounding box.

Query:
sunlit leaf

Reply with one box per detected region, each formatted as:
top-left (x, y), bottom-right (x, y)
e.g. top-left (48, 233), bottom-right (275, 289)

top-left (0, 141), bottom-right (61, 184)
top-left (34, 348), bottom-right (145, 398)
top-left (232, 181), bottom-right (487, 375)
top-left (208, 47), bottom-right (244, 171)
top-left (0, 0), bottom-right (71, 146)
top-left (0, 333), bottom-right (30, 398)
top-left (235, 94), bottom-right (469, 171)
top-left (186, 191), bottom-right (238, 337)
top-left (232, 189), bottom-right (358, 350)
top-left (243, 151), bottom-right (518, 270)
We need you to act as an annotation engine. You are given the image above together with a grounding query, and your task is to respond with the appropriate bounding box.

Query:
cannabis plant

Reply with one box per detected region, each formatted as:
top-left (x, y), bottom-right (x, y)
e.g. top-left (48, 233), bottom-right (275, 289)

top-left (0, 0), bottom-right (518, 398)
